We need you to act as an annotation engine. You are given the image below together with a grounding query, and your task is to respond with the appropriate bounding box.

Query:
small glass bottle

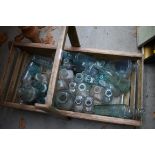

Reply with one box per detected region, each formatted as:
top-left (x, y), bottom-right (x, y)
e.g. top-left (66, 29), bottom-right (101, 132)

top-left (69, 81), bottom-right (77, 94)
top-left (18, 85), bottom-right (38, 103)
top-left (59, 68), bottom-right (74, 82)
top-left (62, 58), bottom-right (73, 70)
top-left (90, 85), bottom-right (104, 102)
top-left (102, 88), bottom-right (113, 104)
top-left (56, 80), bottom-right (68, 91)
top-left (35, 73), bottom-right (48, 84)
top-left (84, 74), bottom-right (94, 84)
top-left (76, 83), bottom-right (89, 97)
top-left (83, 96), bottom-right (94, 113)
top-left (23, 62), bottom-right (41, 81)
top-left (75, 73), bottom-right (84, 83)
top-left (55, 91), bottom-right (73, 111)
top-left (73, 95), bottom-right (84, 112)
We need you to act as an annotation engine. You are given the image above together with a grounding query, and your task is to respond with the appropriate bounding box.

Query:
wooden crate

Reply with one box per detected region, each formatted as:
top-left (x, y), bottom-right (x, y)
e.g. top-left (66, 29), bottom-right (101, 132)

top-left (0, 27), bottom-right (143, 127)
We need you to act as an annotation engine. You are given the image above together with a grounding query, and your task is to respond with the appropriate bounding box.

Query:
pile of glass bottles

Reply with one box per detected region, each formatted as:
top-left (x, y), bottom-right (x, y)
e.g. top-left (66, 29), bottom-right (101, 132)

top-left (18, 55), bottom-right (53, 104)
top-left (54, 51), bottom-right (142, 119)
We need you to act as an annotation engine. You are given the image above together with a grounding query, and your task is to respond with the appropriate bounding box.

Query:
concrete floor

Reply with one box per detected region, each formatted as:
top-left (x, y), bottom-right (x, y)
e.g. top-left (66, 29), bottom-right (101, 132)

top-left (0, 26), bottom-right (154, 129)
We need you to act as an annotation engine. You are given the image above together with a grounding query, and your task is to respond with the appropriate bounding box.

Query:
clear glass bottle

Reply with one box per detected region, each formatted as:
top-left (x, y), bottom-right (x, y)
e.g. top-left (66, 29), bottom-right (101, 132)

top-left (59, 68), bottom-right (74, 82)
top-left (94, 104), bottom-right (133, 119)
top-left (102, 88), bottom-right (113, 104)
top-left (83, 96), bottom-right (94, 113)
top-left (76, 83), bottom-right (90, 97)
top-left (23, 62), bottom-right (41, 81)
top-left (35, 73), bottom-right (48, 84)
top-left (75, 73), bottom-right (84, 83)
top-left (18, 85), bottom-right (38, 103)
top-left (90, 85), bottom-right (104, 102)
top-left (69, 81), bottom-right (77, 94)
top-left (62, 58), bottom-right (73, 70)
top-left (84, 74), bottom-right (95, 84)
top-left (55, 91), bottom-right (73, 111)
top-left (56, 80), bottom-right (68, 91)
top-left (114, 60), bottom-right (132, 79)
top-left (73, 95), bottom-right (84, 112)
top-left (32, 55), bottom-right (53, 69)
top-left (31, 80), bottom-right (47, 94)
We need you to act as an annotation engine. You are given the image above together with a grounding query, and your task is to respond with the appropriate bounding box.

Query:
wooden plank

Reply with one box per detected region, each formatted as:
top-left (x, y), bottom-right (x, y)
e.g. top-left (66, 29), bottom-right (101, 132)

top-left (57, 109), bottom-right (141, 126)
top-left (68, 26), bottom-right (80, 47)
top-left (0, 42), bottom-right (15, 103)
top-left (35, 103), bottom-right (69, 119)
top-left (45, 27), bottom-right (68, 108)
top-left (5, 50), bottom-right (25, 102)
top-left (137, 59), bottom-right (143, 110)
top-left (14, 42), bottom-right (56, 50)
top-left (12, 52), bottom-right (30, 102)
top-left (1, 102), bottom-right (47, 113)
top-left (129, 64), bottom-right (136, 113)
top-left (65, 47), bottom-right (143, 58)
top-left (13, 42), bottom-right (142, 58)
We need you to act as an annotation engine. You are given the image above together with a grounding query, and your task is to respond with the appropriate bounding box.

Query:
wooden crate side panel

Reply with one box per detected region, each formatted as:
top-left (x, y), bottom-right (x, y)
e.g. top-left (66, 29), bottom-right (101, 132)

top-left (12, 51), bottom-right (31, 102)
top-left (5, 50), bottom-right (25, 102)
top-left (0, 43), bottom-right (16, 103)
top-left (57, 109), bottom-right (141, 126)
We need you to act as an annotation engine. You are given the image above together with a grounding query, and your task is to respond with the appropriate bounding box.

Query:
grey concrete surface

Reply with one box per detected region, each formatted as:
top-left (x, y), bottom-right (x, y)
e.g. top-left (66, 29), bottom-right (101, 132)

top-left (0, 26), bottom-right (153, 129)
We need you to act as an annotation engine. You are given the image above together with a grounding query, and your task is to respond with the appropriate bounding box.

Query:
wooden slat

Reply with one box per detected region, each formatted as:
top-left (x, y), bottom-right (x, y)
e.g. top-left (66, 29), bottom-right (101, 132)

top-left (12, 52), bottom-right (30, 102)
top-left (13, 42), bottom-right (142, 58)
top-left (129, 64), bottom-right (136, 112)
top-left (5, 50), bottom-right (25, 102)
top-left (0, 43), bottom-right (15, 103)
top-left (68, 26), bottom-right (80, 47)
top-left (14, 42), bottom-right (56, 50)
top-left (45, 26), bottom-right (68, 108)
top-left (57, 109), bottom-right (141, 126)
top-left (65, 47), bottom-right (143, 58)
top-left (1, 102), bottom-right (47, 113)
top-left (137, 59), bottom-right (143, 110)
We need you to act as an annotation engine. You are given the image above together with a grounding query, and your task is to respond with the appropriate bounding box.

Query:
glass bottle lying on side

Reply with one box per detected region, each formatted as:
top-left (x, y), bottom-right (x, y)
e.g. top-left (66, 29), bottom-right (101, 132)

top-left (94, 104), bottom-right (143, 119)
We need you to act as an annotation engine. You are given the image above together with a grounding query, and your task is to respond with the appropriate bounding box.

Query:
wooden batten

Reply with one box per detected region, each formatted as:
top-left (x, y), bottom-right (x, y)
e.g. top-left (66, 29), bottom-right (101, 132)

top-left (137, 59), bottom-right (143, 110)
top-left (45, 27), bottom-right (68, 108)
top-left (13, 42), bottom-right (142, 59)
top-left (0, 42), bottom-right (15, 102)
top-left (129, 65), bottom-right (136, 112)
top-left (5, 51), bottom-right (25, 102)
top-left (64, 47), bottom-right (143, 59)
top-left (12, 52), bottom-right (30, 102)
top-left (56, 109), bottom-right (141, 127)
